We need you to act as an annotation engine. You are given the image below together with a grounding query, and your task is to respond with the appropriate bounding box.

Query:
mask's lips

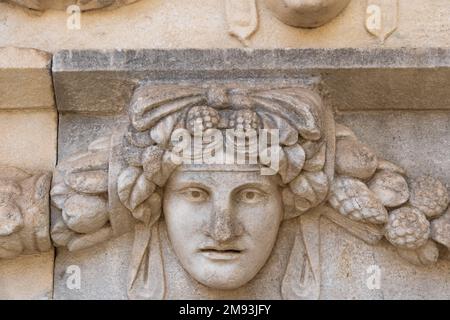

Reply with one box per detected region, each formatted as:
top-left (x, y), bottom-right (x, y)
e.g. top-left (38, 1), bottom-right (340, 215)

top-left (199, 246), bottom-right (244, 261)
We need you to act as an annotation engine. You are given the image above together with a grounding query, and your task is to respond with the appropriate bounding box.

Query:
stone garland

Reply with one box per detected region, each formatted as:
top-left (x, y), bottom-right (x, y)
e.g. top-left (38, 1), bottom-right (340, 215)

top-left (46, 85), bottom-right (450, 268)
top-left (1, 85), bottom-right (449, 269)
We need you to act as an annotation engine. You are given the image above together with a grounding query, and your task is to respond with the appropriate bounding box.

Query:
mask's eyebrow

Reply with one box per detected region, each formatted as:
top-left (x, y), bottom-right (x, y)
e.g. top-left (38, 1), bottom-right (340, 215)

top-left (231, 182), bottom-right (273, 194)
top-left (168, 181), bottom-right (212, 192)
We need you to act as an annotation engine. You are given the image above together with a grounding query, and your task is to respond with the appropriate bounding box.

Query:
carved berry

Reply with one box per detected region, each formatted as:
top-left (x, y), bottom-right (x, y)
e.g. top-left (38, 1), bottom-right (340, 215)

top-left (386, 207), bottom-right (430, 250)
top-left (186, 106), bottom-right (220, 135)
top-left (409, 176), bottom-right (449, 219)
top-left (228, 109), bottom-right (260, 132)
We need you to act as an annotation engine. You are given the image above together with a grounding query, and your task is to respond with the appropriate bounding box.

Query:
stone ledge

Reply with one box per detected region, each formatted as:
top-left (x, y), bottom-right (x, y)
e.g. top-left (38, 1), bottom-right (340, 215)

top-left (0, 47), bottom-right (55, 110)
top-left (52, 48), bottom-right (450, 113)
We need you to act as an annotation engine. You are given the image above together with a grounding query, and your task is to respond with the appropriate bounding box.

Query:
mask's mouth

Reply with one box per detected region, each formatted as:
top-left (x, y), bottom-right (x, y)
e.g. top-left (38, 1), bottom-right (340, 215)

top-left (199, 247), bottom-right (243, 261)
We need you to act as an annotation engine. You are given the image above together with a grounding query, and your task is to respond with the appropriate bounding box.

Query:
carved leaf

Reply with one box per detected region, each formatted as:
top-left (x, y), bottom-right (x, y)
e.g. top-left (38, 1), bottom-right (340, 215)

top-left (50, 182), bottom-right (73, 209)
top-left (51, 219), bottom-right (75, 247)
top-left (261, 112), bottom-right (298, 146)
top-left (150, 114), bottom-right (178, 146)
top-left (251, 88), bottom-right (322, 141)
top-left (64, 170), bottom-right (108, 194)
top-left (279, 144), bottom-right (305, 184)
top-left (303, 143), bottom-right (326, 172)
top-left (289, 171), bottom-right (329, 213)
top-left (328, 176), bottom-right (388, 224)
top-left (118, 167), bottom-right (156, 211)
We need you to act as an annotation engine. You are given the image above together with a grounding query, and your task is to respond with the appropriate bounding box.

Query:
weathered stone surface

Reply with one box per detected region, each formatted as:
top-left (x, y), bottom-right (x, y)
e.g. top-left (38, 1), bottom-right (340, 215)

top-left (0, 111), bottom-right (57, 171)
top-left (0, 47), bottom-right (54, 110)
top-left (0, 167), bottom-right (53, 299)
top-left (1, 0), bottom-right (450, 51)
top-left (51, 48), bottom-right (450, 114)
top-left (2, 0), bottom-right (140, 11)
top-left (51, 82), bottom-right (450, 300)
top-left (0, 47), bottom-right (55, 300)
top-left (265, 0), bottom-right (351, 28)
top-left (0, 250), bottom-right (54, 299)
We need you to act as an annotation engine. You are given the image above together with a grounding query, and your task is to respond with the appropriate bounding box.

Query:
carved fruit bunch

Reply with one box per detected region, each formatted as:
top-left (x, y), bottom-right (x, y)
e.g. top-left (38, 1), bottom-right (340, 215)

top-left (328, 124), bottom-right (450, 266)
top-left (50, 137), bottom-right (113, 252)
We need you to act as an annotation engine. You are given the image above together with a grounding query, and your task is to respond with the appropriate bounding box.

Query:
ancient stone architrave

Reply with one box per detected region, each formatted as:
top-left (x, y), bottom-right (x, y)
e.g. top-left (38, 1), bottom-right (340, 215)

top-left (2, 0), bottom-right (140, 11)
top-left (265, 0), bottom-right (352, 28)
top-left (0, 166), bottom-right (52, 259)
top-left (50, 84), bottom-right (450, 299)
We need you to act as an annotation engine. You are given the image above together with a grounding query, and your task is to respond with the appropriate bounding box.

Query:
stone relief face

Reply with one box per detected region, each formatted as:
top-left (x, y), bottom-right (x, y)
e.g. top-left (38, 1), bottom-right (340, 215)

top-left (163, 168), bottom-right (283, 290)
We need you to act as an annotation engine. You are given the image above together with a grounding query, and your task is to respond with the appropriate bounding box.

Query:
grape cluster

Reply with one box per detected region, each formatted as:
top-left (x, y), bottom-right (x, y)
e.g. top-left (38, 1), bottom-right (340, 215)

top-left (228, 109), bottom-right (260, 132)
top-left (186, 106), bottom-right (220, 135)
top-left (386, 207), bottom-right (430, 250)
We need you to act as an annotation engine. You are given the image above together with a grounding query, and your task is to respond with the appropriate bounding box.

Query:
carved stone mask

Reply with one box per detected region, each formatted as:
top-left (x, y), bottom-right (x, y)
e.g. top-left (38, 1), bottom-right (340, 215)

top-left (163, 167), bottom-right (283, 289)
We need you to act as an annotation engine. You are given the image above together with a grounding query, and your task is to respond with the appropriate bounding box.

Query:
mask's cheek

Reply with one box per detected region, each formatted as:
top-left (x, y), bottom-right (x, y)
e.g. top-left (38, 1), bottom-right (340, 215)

top-left (237, 200), bottom-right (283, 251)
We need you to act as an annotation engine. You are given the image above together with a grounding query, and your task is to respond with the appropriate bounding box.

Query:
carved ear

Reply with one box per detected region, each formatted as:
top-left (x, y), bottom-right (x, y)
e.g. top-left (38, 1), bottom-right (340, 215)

top-left (281, 208), bottom-right (321, 300)
top-left (128, 222), bottom-right (165, 300)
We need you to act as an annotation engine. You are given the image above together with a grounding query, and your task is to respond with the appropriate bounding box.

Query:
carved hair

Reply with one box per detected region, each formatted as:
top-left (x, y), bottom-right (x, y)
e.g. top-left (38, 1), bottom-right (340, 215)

top-left (118, 85), bottom-right (334, 226)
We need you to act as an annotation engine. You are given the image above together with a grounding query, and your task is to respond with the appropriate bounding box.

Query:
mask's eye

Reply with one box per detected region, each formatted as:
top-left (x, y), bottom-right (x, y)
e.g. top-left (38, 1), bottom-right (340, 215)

top-left (236, 188), bottom-right (266, 204)
top-left (179, 187), bottom-right (209, 203)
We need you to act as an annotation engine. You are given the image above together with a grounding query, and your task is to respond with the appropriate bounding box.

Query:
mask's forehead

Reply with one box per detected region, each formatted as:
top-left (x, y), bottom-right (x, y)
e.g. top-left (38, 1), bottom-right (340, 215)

top-left (166, 165), bottom-right (280, 190)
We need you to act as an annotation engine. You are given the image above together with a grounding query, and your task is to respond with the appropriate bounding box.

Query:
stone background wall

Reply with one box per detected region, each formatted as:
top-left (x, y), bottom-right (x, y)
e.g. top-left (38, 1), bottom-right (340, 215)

top-left (0, 0), bottom-right (449, 51)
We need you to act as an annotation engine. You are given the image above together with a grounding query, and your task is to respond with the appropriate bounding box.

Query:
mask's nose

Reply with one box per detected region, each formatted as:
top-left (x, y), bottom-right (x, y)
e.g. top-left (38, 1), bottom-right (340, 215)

top-left (207, 197), bottom-right (242, 243)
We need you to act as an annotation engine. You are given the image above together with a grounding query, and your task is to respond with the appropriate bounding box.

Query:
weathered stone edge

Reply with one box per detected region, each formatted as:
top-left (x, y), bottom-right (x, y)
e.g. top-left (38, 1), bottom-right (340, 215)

top-left (53, 48), bottom-right (450, 72)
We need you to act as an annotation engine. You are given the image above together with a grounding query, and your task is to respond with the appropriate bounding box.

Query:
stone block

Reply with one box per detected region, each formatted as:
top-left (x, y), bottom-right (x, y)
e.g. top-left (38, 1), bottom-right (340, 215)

top-left (0, 47), bottom-right (54, 110)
